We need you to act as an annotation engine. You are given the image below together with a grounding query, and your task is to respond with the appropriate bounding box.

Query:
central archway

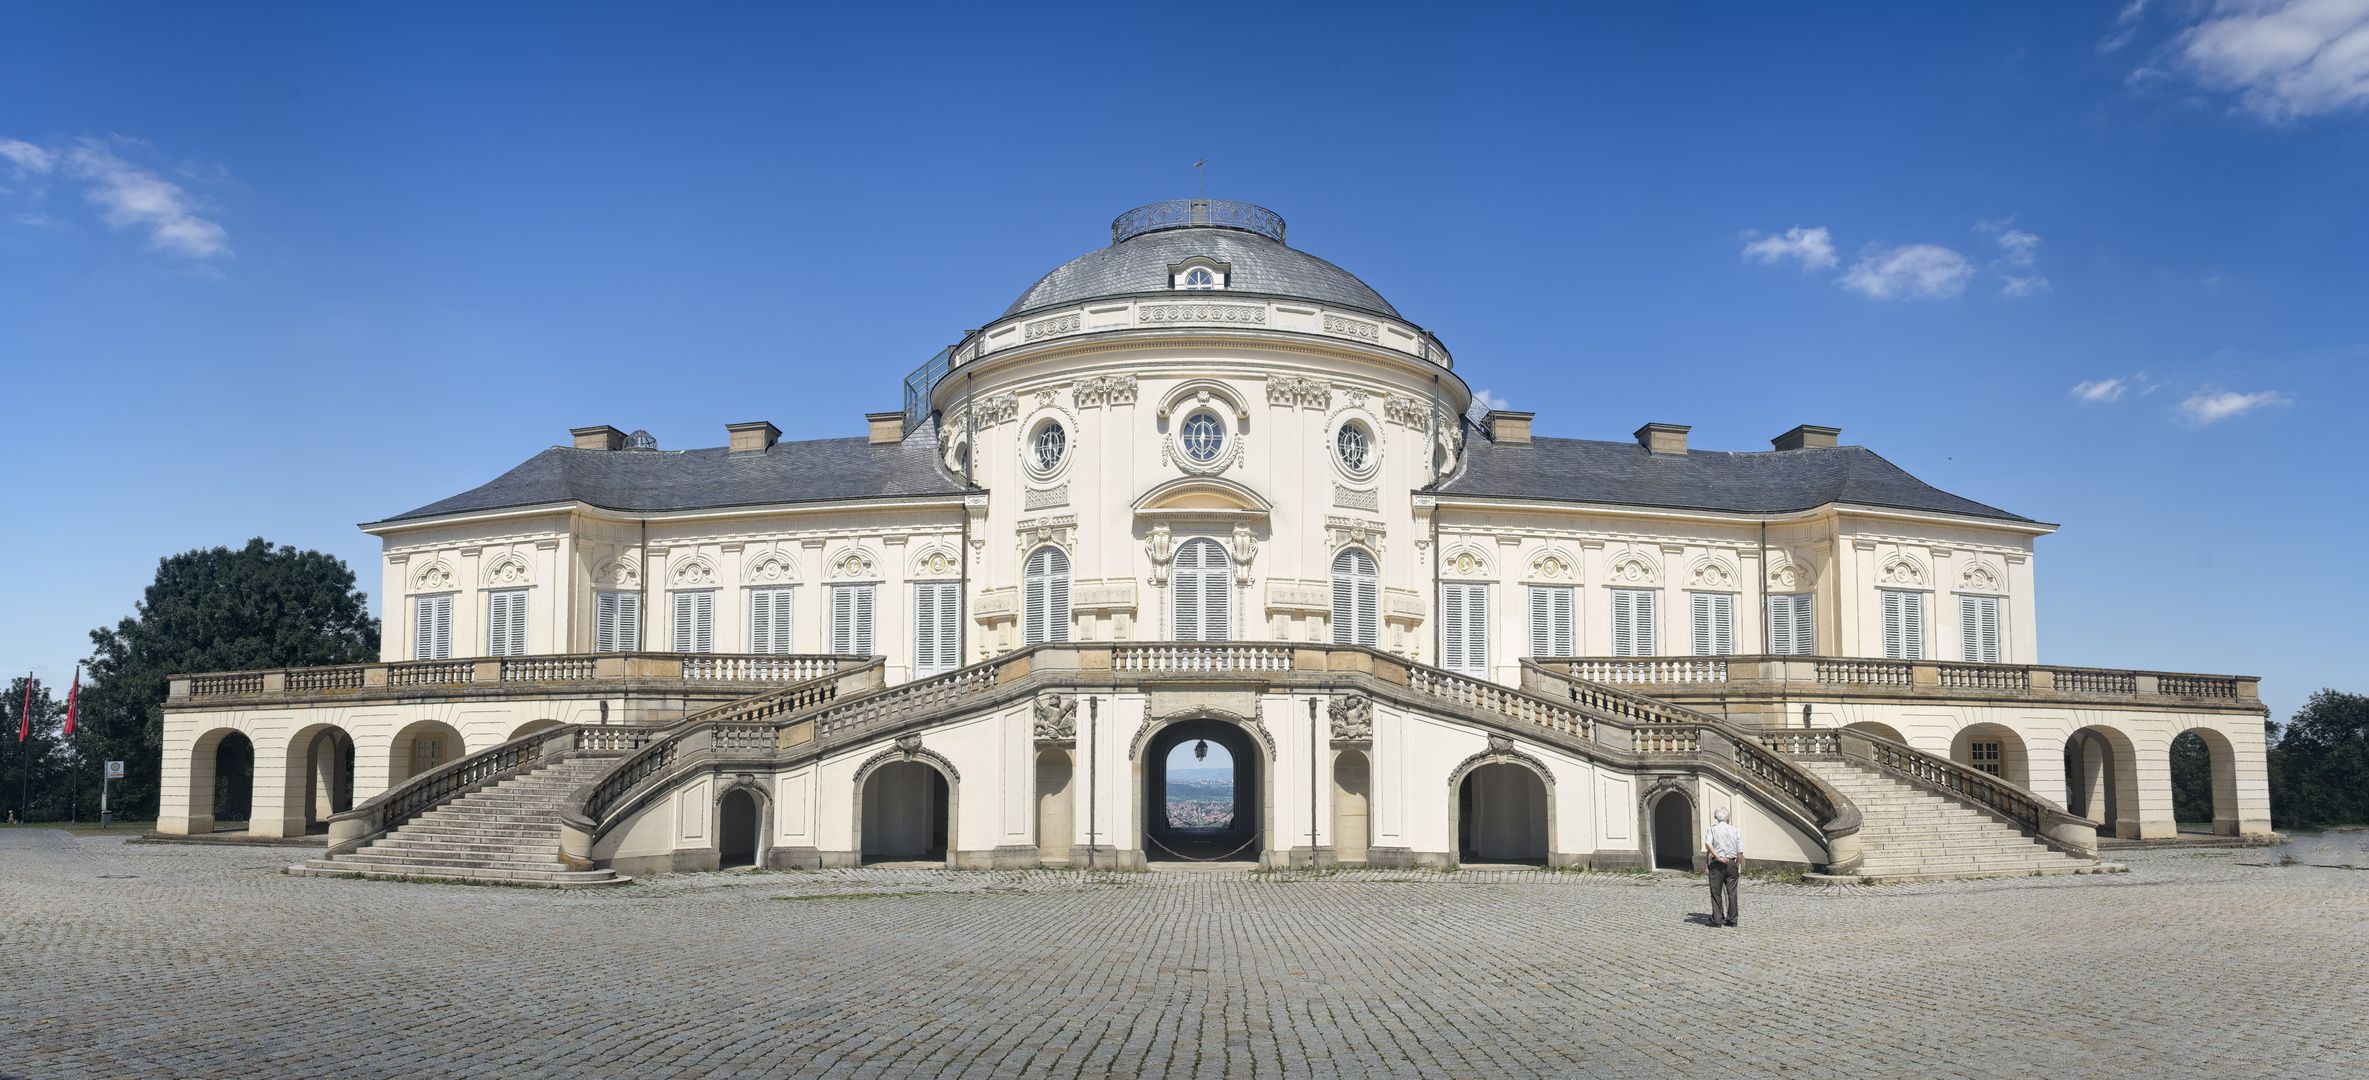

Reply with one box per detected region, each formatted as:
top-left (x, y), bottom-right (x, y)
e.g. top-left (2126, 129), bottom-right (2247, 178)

top-left (1141, 717), bottom-right (1264, 863)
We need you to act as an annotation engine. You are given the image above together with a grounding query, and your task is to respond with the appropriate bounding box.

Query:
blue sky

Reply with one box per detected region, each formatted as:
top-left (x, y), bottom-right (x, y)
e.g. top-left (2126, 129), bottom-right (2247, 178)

top-left (2, 3), bottom-right (2362, 721)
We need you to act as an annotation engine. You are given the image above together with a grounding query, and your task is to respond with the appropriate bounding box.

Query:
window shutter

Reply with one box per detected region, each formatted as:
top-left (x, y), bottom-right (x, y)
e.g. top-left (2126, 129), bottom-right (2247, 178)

top-left (1333, 549), bottom-right (1377, 648)
top-left (1335, 555), bottom-right (1358, 646)
top-left (1202, 550), bottom-right (1228, 642)
top-left (1980, 596), bottom-right (1999, 663)
top-left (693, 591), bottom-right (714, 653)
top-left (596, 592), bottom-right (617, 653)
top-left (831, 586), bottom-right (853, 654)
top-left (1691, 593), bottom-right (1713, 656)
top-left (1024, 549), bottom-right (1046, 645)
top-left (1883, 590), bottom-right (1904, 659)
top-left (1960, 595), bottom-right (1978, 663)
top-left (853, 584), bottom-right (875, 655)
top-left (1048, 559), bottom-right (1070, 644)
top-left (618, 592), bottom-right (639, 652)
top-left (487, 591), bottom-right (526, 657)
top-left (1358, 571), bottom-right (1378, 647)
top-left (914, 584), bottom-right (938, 671)
top-left (1610, 589), bottom-right (1631, 657)
top-left (1462, 584), bottom-right (1488, 675)
top-left (1173, 543), bottom-right (1200, 641)
top-left (416, 596), bottom-right (436, 660)
top-left (1793, 593), bottom-right (1814, 654)
top-left (1768, 595), bottom-right (1792, 655)
top-left (752, 588), bottom-right (794, 655)
top-left (1528, 586), bottom-right (1549, 657)
top-left (673, 592), bottom-right (694, 653)
top-left (431, 594), bottom-right (452, 659)
top-left (1440, 583), bottom-right (1464, 669)
top-left (1553, 587), bottom-right (1573, 655)
top-left (509, 592), bottom-right (527, 656)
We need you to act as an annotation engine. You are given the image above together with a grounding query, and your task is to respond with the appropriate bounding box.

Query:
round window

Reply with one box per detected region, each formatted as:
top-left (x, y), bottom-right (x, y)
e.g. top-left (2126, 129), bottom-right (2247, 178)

top-left (1183, 268), bottom-right (1214, 289)
top-left (1336, 422), bottom-right (1371, 471)
top-left (1033, 422), bottom-right (1066, 471)
top-left (1180, 412), bottom-right (1224, 462)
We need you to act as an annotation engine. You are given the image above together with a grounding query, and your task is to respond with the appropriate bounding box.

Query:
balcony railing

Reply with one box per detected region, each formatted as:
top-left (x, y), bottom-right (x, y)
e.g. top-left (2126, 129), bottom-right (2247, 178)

top-left (1531, 655), bottom-right (2257, 704)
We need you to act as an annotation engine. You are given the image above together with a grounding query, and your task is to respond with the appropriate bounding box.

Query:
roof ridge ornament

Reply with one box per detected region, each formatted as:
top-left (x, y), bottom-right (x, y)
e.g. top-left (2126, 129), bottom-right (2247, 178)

top-left (1112, 199), bottom-right (1286, 246)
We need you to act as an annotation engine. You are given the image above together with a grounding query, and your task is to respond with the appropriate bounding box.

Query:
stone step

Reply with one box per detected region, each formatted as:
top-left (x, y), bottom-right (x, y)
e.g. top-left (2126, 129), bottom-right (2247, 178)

top-left (290, 861), bottom-right (627, 889)
top-left (331, 851), bottom-right (573, 873)
top-left (373, 837), bottom-right (560, 856)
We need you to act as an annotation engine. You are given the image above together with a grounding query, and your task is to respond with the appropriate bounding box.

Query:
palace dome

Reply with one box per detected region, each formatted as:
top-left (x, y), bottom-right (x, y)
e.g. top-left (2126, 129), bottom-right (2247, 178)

top-left (1002, 200), bottom-right (1400, 319)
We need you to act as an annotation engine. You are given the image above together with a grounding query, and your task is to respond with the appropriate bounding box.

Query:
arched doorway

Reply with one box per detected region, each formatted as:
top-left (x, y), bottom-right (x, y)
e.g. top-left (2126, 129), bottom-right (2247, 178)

top-left (179, 728), bottom-right (253, 834)
top-left (1650, 790), bottom-right (1696, 870)
top-left (1458, 762), bottom-right (1548, 864)
top-left (1332, 749), bottom-right (1371, 865)
top-left (2172, 727), bottom-right (2239, 835)
top-left (389, 721), bottom-right (466, 784)
top-left (718, 788), bottom-right (760, 868)
top-left (860, 761), bottom-right (948, 864)
top-left (1035, 749), bottom-right (1074, 867)
top-left (1951, 723), bottom-right (2029, 784)
top-left (291, 725), bottom-right (354, 834)
top-left (1142, 718), bottom-right (1263, 863)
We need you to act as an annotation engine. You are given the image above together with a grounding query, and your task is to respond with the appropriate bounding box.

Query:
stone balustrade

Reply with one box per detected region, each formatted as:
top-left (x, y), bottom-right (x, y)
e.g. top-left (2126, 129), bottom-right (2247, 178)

top-left (1536, 655), bottom-right (2258, 707)
top-left (167, 652), bottom-right (867, 702)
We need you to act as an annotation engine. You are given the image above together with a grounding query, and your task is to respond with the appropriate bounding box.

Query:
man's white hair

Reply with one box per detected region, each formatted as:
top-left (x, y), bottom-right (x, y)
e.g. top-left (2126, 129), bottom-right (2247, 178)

top-left (1713, 806), bottom-right (1731, 823)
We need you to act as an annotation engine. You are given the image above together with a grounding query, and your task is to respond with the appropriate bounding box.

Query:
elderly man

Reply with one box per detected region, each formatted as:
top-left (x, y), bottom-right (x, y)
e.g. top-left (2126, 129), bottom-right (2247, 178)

top-left (1703, 807), bottom-right (1744, 927)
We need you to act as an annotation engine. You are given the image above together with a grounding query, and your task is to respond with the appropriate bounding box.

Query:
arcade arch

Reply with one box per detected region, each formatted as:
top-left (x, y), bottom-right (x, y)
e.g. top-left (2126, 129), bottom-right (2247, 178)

top-left (1454, 760), bottom-right (1550, 865)
top-left (284, 724), bottom-right (354, 834)
top-left (389, 721), bottom-right (465, 784)
top-left (1951, 723), bottom-right (2029, 785)
top-left (1649, 788), bottom-right (1696, 870)
top-left (181, 727), bottom-right (253, 834)
top-left (2172, 726), bottom-right (2240, 836)
top-left (2063, 725), bottom-right (2140, 838)
top-left (858, 759), bottom-right (950, 865)
top-left (1140, 714), bottom-right (1265, 863)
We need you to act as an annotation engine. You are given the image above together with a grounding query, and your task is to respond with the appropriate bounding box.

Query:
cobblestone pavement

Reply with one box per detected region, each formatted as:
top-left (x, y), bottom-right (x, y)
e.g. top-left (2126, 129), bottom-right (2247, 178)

top-left (2, 831), bottom-right (2363, 1079)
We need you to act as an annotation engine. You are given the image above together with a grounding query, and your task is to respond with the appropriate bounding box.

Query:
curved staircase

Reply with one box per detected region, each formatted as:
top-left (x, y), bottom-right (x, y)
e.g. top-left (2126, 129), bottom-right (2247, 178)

top-left (291, 757), bottom-right (631, 888)
top-left (1801, 760), bottom-right (2110, 881)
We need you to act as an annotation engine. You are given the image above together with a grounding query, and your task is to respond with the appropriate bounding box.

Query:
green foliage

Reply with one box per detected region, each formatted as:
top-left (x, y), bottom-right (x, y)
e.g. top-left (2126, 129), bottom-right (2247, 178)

top-left (2267, 690), bottom-right (2369, 830)
top-left (75, 538), bottom-right (380, 821)
top-left (2170, 731), bottom-right (2214, 826)
top-left (2, 679), bottom-right (72, 822)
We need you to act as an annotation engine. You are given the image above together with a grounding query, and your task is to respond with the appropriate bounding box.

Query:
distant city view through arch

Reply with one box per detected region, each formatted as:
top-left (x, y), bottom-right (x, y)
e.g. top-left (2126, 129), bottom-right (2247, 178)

top-left (1164, 739), bottom-right (1235, 830)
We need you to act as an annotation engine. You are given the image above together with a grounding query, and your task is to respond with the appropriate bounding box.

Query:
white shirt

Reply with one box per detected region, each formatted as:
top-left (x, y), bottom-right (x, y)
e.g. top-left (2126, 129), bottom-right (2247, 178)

top-left (1704, 821), bottom-right (1744, 860)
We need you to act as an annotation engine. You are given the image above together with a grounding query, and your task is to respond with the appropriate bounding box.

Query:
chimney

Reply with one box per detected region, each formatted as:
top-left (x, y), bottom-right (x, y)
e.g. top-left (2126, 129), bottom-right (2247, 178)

top-left (571, 425), bottom-right (626, 451)
top-left (866, 411), bottom-right (906, 445)
top-left (726, 421), bottom-right (781, 453)
top-left (1483, 410), bottom-right (1534, 445)
top-left (1770, 424), bottom-right (1841, 451)
top-left (1634, 422), bottom-right (1691, 455)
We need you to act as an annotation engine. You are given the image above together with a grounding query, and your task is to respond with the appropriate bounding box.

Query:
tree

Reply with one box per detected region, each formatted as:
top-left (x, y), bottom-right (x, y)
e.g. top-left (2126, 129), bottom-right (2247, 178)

top-left (78, 538), bottom-right (380, 821)
top-left (2, 678), bottom-right (71, 822)
top-left (2266, 690), bottom-right (2369, 831)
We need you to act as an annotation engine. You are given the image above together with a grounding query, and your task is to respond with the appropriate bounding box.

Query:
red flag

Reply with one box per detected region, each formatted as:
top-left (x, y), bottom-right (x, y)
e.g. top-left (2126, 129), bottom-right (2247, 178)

top-left (17, 674), bottom-right (27, 743)
top-left (64, 669), bottom-right (78, 737)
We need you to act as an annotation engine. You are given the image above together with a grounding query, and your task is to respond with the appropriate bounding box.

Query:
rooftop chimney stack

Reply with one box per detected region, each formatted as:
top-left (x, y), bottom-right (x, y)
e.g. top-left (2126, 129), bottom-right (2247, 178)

top-left (1634, 422), bottom-right (1691, 455)
top-left (866, 411), bottom-right (906, 445)
top-left (1770, 425), bottom-right (1841, 451)
top-left (1483, 410), bottom-right (1534, 445)
top-left (727, 421), bottom-right (781, 453)
top-left (571, 425), bottom-right (626, 451)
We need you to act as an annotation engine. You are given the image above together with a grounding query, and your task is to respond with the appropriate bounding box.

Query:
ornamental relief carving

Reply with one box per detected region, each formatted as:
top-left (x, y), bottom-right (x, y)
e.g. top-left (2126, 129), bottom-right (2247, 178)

top-left (1329, 694), bottom-right (1373, 741)
top-left (827, 549), bottom-right (877, 580)
top-left (1689, 559), bottom-right (1737, 590)
top-left (977, 394), bottom-right (1019, 425)
top-left (1139, 302), bottom-right (1265, 326)
top-left (1266, 375), bottom-right (1330, 409)
top-left (672, 558), bottom-right (718, 587)
top-left (483, 554), bottom-right (531, 587)
top-left (744, 551), bottom-right (799, 584)
top-left (1607, 552), bottom-right (1658, 584)
top-left (1879, 556), bottom-right (1925, 586)
top-left (591, 557), bottom-right (639, 589)
top-left (1024, 313), bottom-right (1082, 341)
top-left (1530, 549), bottom-right (1577, 581)
top-left (1442, 543), bottom-right (1491, 579)
top-left (1323, 314), bottom-right (1379, 341)
top-left (1326, 516), bottom-right (1386, 557)
top-left (1033, 693), bottom-right (1078, 740)
top-left (1017, 515), bottom-right (1077, 557)
top-left (909, 545), bottom-right (959, 579)
top-left (413, 561), bottom-right (456, 592)
top-left (1383, 394), bottom-right (1429, 428)
top-left (1767, 561), bottom-right (1813, 590)
top-left (1072, 374), bottom-right (1137, 408)
top-left (1960, 563), bottom-right (2002, 593)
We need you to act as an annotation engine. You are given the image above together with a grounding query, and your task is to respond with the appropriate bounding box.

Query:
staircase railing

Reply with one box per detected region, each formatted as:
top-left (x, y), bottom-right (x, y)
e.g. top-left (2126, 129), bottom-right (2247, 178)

top-left (1791, 725), bottom-right (2099, 859)
top-left (322, 723), bottom-right (587, 856)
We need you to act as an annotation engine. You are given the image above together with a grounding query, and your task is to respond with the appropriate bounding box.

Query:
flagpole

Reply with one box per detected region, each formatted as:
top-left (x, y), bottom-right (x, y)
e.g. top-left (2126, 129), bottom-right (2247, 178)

top-left (20, 672), bottom-right (31, 825)
top-left (67, 665), bottom-right (80, 824)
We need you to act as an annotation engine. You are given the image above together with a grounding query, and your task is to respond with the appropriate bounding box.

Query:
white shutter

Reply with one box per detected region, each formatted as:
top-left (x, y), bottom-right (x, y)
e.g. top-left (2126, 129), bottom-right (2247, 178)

top-left (853, 584), bottom-right (875, 655)
top-left (596, 592), bottom-right (617, 653)
top-left (1173, 542), bottom-right (1200, 641)
top-left (423, 594), bottom-right (452, 660)
top-left (415, 596), bottom-right (437, 660)
top-left (1333, 549), bottom-right (1377, 647)
top-left (1527, 586), bottom-right (1571, 657)
top-left (1440, 583), bottom-right (1465, 670)
top-left (487, 590), bottom-right (527, 657)
top-left (830, 586), bottom-right (854, 654)
top-left (1202, 548), bottom-right (1229, 642)
top-left (1792, 593), bottom-right (1814, 654)
top-left (1706, 593), bottom-right (1734, 655)
top-left (1883, 590), bottom-right (1904, 659)
top-left (673, 591), bottom-right (716, 653)
top-left (1691, 593), bottom-right (1713, 656)
top-left (1961, 594), bottom-right (2000, 664)
top-left (749, 587), bottom-right (793, 654)
top-left (617, 591), bottom-right (640, 652)
top-left (1462, 584), bottom-right (1488, 675)
top-left (1025, 547), bottom-right (1069, 645)
top-left (1048, 557), bottom-right (1070, 644)
top-left (914, 582), bottom-right (959, 674)
top-left (1768, 594), bottom-right (1792, 655)
top-left (1610, 589), bottom-right (1631, 658)
top-left (1884, 590), bottom-right (1924, 660)
top-left (509, 592), bottom-right (527, 656)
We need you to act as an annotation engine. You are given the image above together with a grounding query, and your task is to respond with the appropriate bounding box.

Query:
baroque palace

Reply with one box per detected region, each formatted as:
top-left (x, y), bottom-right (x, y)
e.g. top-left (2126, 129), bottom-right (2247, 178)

top-left (162, 200), bottom-right (2269, 885)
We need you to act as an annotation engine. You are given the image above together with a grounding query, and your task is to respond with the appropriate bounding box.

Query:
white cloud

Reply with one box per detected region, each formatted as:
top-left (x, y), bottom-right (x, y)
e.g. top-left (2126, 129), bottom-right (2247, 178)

top-left (1472, 389), bottom-right (1511, 412)
top-left (2177, 388), bottom-right (2292, 423)
top-left (2071, 378), bottom-right (2131, 402)
top-left (1993, 229), bottom-right (2041, 266)
top-left (2176, 0), bottom-right (2369, 119)
top-left (0, 138), bottom-right (55, 175)
top-left (2000, 274), bottom-right (2053, 297)
top-left (1837, 244), bottom-right (1972, 300)
top-left (1741, 226), bottom-right (1838, 270)
top-left (63, 141), bottom-right (228, 259)
top-left (2103, 0), bottom-right (2154, 52)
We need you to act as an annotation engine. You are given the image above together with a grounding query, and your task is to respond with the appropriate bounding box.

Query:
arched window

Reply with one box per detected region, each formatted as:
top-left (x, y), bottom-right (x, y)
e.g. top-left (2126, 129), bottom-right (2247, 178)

top-left (1024, 546), bottom-right (1070, 645)
top-left (1172, 538), bottom-right (1231, 641)
top-left (1331, 548), bottom-right (1378, 647)
top-left (1183, 267), bottom-right (1215, 289)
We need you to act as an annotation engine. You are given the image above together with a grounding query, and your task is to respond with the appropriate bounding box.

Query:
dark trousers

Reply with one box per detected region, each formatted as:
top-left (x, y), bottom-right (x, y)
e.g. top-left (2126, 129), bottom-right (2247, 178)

top-left (1707, 857), bottom-right (1740, 925)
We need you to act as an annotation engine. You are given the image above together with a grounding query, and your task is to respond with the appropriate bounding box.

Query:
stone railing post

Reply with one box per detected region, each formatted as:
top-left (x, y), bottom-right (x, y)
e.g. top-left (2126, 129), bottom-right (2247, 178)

top-left (1911, 664), bottom-right (1939, 687)
top-left (472, 660), bottom-right (502, 683)
top-left (363, 664), bottom-right (389, 687)
top-left (168, 677), bottom-right (192, 699)
top-left (2235, 678), bottom-right (2260, 703)
top-left (2133, 674), bottom-right (2160, 696)
top-left (262, 671), bottom-right (287, 693)
top-left (2028, 667), bottom-right (2055, 691)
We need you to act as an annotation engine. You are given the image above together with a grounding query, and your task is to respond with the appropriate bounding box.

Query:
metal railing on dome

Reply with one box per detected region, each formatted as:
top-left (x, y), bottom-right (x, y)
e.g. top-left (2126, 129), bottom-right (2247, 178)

top-left (902, 342), bottom-right (960, 439)
top-left (1111, 199), bottom-right (1286, 245)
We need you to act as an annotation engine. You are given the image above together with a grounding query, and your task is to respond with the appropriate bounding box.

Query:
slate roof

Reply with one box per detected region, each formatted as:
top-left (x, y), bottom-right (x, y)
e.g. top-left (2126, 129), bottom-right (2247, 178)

top-left (380, 421), bottom-right (967, 522)
top-left (1003, 226), bottom-right (1399, 318)
top-left (1441, 431), bottom-right (2038, 523)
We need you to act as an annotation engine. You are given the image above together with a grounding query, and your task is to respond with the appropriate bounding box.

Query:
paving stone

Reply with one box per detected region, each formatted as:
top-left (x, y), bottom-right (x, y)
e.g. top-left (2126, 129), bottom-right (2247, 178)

top-left (0, 830), bottom-right (2360, 1078)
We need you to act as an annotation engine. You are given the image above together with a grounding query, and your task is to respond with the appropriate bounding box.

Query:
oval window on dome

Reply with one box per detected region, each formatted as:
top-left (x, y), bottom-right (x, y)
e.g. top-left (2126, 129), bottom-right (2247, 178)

top-left (1336, 422), bottom-right (1370, 471)
top-left (1032, 421), bottom-right (1067, 471)
top-left (1181, 412), bottom-right (1224, 462)
top-left (1182, 267), bottom-right (1215, 290)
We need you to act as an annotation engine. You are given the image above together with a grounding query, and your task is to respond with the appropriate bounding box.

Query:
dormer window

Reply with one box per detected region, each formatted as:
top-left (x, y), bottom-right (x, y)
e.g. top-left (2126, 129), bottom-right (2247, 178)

top-left (1168, 257), bottom-right (1230, 291)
